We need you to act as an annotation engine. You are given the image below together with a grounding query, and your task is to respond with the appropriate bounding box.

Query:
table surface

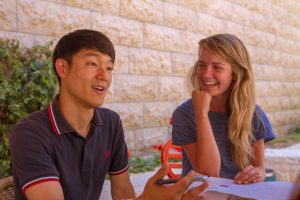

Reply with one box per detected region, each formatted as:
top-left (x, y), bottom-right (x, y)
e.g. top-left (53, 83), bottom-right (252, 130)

top-left (189, 176), bottom-right (300, 200)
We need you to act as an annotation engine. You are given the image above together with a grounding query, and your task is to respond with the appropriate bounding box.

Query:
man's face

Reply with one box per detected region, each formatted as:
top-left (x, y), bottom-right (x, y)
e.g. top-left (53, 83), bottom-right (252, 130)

top-left (60, 48), bottom-right (113, 108)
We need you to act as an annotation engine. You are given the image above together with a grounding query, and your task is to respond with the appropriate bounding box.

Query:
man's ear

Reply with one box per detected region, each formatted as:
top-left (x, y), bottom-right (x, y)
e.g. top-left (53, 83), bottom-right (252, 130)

top-left (55, 58), bottom-right (69, 79)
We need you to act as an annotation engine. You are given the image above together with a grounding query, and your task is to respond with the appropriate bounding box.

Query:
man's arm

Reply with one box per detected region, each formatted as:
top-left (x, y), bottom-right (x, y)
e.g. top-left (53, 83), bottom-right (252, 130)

top-left (110, 171), bottom-right (135, 200)
top-left (25, 181), bottom-right (64, 200)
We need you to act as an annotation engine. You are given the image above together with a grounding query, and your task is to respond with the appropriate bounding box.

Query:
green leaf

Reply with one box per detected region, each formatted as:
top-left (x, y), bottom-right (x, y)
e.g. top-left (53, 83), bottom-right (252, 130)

top-left (0, 38), bottom-right (58, 178)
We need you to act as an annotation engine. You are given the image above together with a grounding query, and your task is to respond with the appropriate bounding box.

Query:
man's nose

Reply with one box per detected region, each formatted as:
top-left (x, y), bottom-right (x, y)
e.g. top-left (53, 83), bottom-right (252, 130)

top-left (96, 66), bottom-right (109, 80)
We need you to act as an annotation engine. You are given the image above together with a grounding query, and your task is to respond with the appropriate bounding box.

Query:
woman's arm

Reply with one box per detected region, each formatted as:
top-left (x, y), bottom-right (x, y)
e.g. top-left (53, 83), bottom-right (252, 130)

top-left (234, 139), bottom-right (265, 184)
top-left (183, 90), bottom-right (221, 177)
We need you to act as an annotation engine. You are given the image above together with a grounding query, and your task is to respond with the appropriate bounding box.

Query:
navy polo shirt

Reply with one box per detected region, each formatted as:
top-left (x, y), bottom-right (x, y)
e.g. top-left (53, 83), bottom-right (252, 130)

top-left (9, 97), bottom-right (129, 200)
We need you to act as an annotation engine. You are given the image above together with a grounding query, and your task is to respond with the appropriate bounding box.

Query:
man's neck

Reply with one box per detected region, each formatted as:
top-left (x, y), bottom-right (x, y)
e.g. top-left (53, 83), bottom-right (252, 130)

top-left (58, 94), bottom-right (94, 138)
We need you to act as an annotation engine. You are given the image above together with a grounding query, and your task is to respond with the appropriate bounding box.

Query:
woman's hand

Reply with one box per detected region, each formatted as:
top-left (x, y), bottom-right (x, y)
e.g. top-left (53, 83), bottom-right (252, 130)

top-left (234, 165), bottom-right (265, 184)
top-left (192, 90), bottom-right (212, 118)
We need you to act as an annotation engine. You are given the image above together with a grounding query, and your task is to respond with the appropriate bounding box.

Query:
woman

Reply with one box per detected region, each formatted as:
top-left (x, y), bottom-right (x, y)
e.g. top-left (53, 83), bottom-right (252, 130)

top-left (172, 34), bottom-right (275, 184)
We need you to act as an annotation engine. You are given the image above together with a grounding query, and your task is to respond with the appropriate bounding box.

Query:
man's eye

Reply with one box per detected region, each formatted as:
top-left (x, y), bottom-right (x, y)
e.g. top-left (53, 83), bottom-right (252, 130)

top-left (107, 66), bottom-right (114, 71)
top-left (87, 62), bottom-right (97, 67)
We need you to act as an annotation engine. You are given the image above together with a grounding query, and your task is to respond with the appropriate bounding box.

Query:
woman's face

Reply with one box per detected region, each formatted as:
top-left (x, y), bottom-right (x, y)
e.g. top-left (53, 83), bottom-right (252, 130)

top-left (196, 47), bottom-right (234, 99)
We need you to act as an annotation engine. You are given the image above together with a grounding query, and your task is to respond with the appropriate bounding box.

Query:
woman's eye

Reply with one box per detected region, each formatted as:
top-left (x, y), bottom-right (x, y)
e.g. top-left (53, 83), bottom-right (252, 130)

top-left (198, 63), bottom-right (205, 68)
top-left (214, 66), bottom-right (223, 70)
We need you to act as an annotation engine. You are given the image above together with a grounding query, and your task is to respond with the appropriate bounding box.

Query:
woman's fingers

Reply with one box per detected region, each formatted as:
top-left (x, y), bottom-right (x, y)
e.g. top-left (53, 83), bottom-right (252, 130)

top-left (235, 165), bottom-right (264, 184)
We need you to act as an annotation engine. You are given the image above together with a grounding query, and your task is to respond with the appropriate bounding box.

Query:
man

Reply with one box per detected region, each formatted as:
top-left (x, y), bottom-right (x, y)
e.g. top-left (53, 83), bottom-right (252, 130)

top-left (9, 29), bottom-right (207, 200)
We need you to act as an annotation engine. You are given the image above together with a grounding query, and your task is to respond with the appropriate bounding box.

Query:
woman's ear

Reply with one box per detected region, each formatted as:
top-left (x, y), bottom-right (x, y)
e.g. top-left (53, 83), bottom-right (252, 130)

top-left (232, 73), bottom-right (237, 81)
top-left (55, 58), bottom-right (68, 79)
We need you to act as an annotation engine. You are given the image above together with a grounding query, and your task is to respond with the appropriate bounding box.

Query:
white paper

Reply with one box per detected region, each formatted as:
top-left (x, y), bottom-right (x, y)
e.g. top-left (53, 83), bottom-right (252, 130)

top-left (189, 176), bottom-right (300, 200)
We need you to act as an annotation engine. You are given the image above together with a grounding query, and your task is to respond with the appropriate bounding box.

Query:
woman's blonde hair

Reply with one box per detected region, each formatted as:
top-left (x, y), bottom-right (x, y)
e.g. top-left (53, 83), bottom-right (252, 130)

top-left (188, 34), bottom-right (256, 169)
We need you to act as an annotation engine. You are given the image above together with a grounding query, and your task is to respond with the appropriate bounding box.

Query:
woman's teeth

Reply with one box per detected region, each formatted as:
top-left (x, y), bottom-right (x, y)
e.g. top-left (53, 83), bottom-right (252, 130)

top-left (204, 81), bottom-right (217, 85)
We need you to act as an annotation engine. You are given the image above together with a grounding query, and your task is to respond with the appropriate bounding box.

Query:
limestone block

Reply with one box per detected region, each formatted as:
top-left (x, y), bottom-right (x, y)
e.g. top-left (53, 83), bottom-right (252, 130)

top-left (128, 48), bottom-right (171, 75)
top-left (0, 31), bottom-right (54, 49)
top-left (290, 163), bottom-right (300, 182)
top-left (289, 96), bottom-right (300, 110)
top-left (287, 54), bottom-right (300, 68)
top-left (114, 45), bottom-right (129, 73)
top-left (283, 1), bottom-right (300, 16)
top-left (114, 74), bottom-right (158, 101)
top-left (256, 81), bottom-right (282, 97)
top-left (248, 46), bottom-right (276, 66)
top-left (294, 83), bottom-right (300, 94)
top-left (0, 0), bottom-right (16, 31)
top-left (265, 96), bottom-right (300, 112)
top-left (244, 28), bottom-right (276, 49)
top-left (144, 101), bottom-right (175, 127)
top-left (18, 0), bottom-right (90, 36)
top-left (104, 102), bottom-right (143, 130)
top-left (265, 148), bottom-right (300, 181)
top-left (275, 37), bottom-right (300, 56)
top-left (51, 0), bottom-right (119, 15)
top-left (282, 12), bottom-right (300, 32)
top-left (246, 13), bottom-right (273, 34)
top-left (164, 3), bottom-right (198, 32)
top-left (269, 110), bottom-right (300, 127)
top-left (182, 31), bottom-right (202, 54)
top-left (277, 24), bottom-right (300, 43)
top-left (223, 22), bottom-right (245, 42)
top-left (92, 13), bottom-right (143, 47)
top-left (164, 0), bottom-right (205, 11)
top-left (144, 23), bottom-right (184, 52)
top-left (159, 76), bottom-right (185, 101)
top-left (171, 53), bottom-right (196, 75)
top-left (205, 0), bottom-right (234, 21)
top-left (135, 127), bottom-right (168, 149)
top-left (197, 13), bottom-right (225, 36)
top-left (276, 124), bottom-right (299, 136)
top-left (123, 129), bottom-right (136, 150)
top-left (275, 67), bottom-right (300, 82)
top-left (253, 64), bottom-right (280, 81)
top-left (104, 79), bottom-right (113, 103)
top-left (257, 97), bottom-right (289, 113)
top-left (228, 0), bottom-right (275, 22)
top-left (120, 0), bottom-right (162, 24)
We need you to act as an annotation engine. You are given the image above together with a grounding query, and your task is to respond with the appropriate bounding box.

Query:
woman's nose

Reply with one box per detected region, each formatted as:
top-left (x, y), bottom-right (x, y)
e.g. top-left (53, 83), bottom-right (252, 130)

top-left (200, 66), bottom-right (213, 77)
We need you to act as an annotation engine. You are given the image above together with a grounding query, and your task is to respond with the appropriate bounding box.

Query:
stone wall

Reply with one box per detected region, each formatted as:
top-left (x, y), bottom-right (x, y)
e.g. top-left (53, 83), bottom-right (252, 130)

top-left (1, 0), bottom-right (300, 151)
top-left (265, 147), bottom-right (300, 182)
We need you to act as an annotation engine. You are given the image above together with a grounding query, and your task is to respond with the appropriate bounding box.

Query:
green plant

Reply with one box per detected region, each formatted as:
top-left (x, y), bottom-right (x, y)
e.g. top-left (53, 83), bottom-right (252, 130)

top-left (0, 39), bottom-right (58, 178)
top-left (129, 153), bottom-right (161, 174)
top-left (266, 125), bottom-right (300, 148)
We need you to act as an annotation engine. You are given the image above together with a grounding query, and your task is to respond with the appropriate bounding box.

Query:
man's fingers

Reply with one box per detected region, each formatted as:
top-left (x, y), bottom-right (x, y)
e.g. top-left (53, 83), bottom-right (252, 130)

top-left (182, 182), bottom-right (208, 200)
top-left (190, 182), bottom-right (208, 194)
top-left (173, 170), bottom-right (196, 193)
top-left (149, 164), bottom-right (168, 183)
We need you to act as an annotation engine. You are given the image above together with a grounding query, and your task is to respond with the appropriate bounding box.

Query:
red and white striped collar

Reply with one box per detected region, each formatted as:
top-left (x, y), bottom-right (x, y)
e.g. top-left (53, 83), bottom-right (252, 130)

top-left (47, 96), bottom-right (103, 136)
top-left (47, 103), bottom-right (61, 136)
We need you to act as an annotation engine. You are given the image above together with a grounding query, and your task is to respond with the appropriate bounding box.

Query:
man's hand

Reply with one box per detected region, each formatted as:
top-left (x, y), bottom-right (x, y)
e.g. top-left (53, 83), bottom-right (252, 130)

top-left (136, 165), bottom-right (208, 200)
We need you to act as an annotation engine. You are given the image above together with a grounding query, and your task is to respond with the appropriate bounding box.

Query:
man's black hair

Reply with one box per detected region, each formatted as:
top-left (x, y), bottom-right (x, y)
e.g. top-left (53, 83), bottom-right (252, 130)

top-left (53, 29), bottom-right (115, 85)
